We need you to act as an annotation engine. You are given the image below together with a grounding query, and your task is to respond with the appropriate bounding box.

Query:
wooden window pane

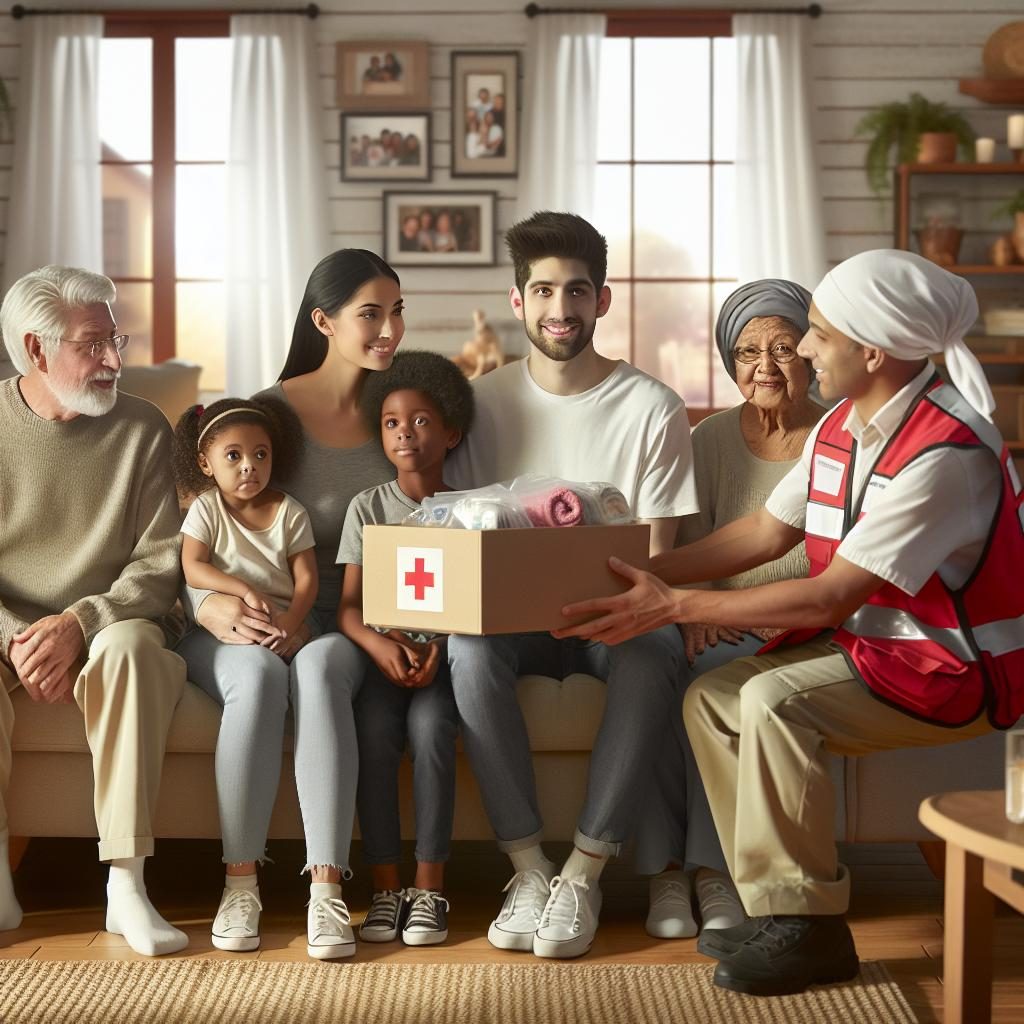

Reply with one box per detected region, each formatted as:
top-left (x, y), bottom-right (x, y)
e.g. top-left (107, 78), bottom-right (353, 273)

top-left (99, 38), bottom-right (152, 161)
top-left (634, 281), bottom-right (710, 406)
top-left (634, 39), bottom-right (710, 161)
top-left (102, 165), bottom-right (152, 279)
top-left (595, 163), bottom-right (632, 280)
top-left (176, 165), bottom-right (227, 279)
top-left (712, 281), bottom-right (743, 409)
top-left (176, 38), bottom-right (232, 161)
top-left (176, 281), bottom-right (225, 392)
top-left (595, 281), bottom-right (631, 363)
top-left (713, 163), bottom-right (737, 280)
top-left (113, 281), bottom-right (153, 366)
top-left (597, 37), bottom-right (631, 162)
top-left (634, 165), bottom-right (710, 279)
top-left (712, 38), bottom-right (736, 162)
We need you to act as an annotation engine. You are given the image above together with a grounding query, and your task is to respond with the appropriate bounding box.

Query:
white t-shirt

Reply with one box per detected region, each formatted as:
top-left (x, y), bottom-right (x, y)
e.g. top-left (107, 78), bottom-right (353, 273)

top-left (765, 362), bottom-right (1002, 596)
top-left (181, 489), bottom-right (315, 611)
top-left (446, 358), bottom-right (698, 520)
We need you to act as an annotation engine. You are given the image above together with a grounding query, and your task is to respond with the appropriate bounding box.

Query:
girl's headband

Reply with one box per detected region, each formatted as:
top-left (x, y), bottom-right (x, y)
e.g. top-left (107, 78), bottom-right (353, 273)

top-left (197, 407), bottom-right (268, 449)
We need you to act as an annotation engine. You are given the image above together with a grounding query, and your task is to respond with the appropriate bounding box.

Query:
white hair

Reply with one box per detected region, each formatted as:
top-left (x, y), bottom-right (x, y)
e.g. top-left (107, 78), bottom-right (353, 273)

top-left (0, 265), bottom-right (116, 375)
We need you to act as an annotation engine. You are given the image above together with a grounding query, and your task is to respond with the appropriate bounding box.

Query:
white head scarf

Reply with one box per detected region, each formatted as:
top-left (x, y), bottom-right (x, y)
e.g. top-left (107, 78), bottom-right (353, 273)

top-left (811, 249), bottom-right (993, 421)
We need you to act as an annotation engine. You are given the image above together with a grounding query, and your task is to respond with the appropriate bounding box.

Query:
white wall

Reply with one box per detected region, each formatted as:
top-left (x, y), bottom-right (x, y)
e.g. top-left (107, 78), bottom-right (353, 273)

top-left (1, 0), bottom-right (1021, 360)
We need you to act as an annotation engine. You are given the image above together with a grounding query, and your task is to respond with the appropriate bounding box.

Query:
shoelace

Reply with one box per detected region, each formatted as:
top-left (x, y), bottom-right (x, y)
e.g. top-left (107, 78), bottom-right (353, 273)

top-left (405, 890), bottom-right (450, 931)
top-left (540, 875), bottom-right (590, 930)
top-left (309, 895), bottom-right (352, 939)
top-left (499, 869), bottom-right (550, 923)
top-left (742, 915), bottom-right (807, 954)
top-left (697, 875), bottom-right (740, 913)
top-left (216, 888), bottom-right (262, 933)
top-left (650, 878), bottom-right (690, 908)
top-left (363, 890), bottom-right (406, 929)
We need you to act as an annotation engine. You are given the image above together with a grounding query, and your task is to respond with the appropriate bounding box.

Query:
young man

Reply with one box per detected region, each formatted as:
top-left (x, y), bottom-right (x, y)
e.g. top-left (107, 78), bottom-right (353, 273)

top-left (0, 265), bottom-right (188, 956)
top-left (556, 249), bottom-right (1024, 994)
top-left (446, 211), bottom-right (698, 959)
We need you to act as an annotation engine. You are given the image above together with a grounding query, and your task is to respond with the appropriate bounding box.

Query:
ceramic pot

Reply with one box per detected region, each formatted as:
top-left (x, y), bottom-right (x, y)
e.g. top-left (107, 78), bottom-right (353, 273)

top-left (917, 132), bottom-right (958, 164)
top-left (916, 226), bottom-right (963, 267)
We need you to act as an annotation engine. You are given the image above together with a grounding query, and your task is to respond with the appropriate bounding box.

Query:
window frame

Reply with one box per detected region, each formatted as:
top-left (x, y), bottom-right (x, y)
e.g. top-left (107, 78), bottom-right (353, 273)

top-left (102, 11), bottom-right (229, 364)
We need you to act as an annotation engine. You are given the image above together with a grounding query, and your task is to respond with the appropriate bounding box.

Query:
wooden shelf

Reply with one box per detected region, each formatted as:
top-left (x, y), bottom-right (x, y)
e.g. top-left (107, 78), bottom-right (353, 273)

top-left (1007, 440), bottom-right (1024, 454)
top-left (938, 353), bottom-right (1024, 365)
top-left (896, 163), bottom-right (1024, 176)
top-left (945, 264), bottom-right (1024, 275)
top-left (959, 79), bottom-right (1024, 105)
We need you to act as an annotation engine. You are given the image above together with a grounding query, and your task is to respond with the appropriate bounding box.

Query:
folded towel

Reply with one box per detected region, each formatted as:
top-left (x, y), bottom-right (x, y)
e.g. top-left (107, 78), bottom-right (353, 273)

top-left (523, 488), bottom-right (584, 528)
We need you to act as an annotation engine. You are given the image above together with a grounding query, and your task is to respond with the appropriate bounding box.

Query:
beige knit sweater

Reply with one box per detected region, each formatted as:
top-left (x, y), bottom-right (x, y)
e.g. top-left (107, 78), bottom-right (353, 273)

top-left (0, 377), bottom-right (183, 664)
top-left (677, 403), bottom-right (814, 590)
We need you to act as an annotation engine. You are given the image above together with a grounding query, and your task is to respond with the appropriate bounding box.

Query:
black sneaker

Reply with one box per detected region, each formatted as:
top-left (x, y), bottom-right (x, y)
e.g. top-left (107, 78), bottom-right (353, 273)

top-left (712, 914), bottom-right (859, 996)
top-left (359, 889), bottom-right (408, 943)
top-left (402, 888), bottom-right (449, 946)
top-left (697, 916), bottom-right (767, 959)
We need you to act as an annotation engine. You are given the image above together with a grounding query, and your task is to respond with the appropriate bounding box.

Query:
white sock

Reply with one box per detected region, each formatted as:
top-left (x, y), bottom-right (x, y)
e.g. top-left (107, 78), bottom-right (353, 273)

top-left (310, 881), bottom-right (342, 901)
top-left (225, 872), bottom-right (259, 895)
top-left (509, 844), bottom-right (554, 876)
top-left (0, 837), bottom-right (23, 931)
top-left (106, 856), bottom-right (188, 956)
top-left (561, 847), bottom-right (608, 884)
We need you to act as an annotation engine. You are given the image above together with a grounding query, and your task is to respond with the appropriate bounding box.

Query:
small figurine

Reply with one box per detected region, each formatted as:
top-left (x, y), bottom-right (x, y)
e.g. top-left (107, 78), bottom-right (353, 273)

top-left (450, 309), bottom-right (507, 380)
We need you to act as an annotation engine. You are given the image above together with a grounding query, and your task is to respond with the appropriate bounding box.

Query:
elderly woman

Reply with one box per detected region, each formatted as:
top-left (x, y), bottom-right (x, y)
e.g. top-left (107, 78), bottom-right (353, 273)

top-left (637, 278), bottom-right (826, 942)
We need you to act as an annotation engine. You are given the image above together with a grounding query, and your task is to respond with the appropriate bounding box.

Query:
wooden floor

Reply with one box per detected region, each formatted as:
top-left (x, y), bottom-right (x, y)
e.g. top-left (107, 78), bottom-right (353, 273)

top-left (2, 839), bottom-right (1023, 1022)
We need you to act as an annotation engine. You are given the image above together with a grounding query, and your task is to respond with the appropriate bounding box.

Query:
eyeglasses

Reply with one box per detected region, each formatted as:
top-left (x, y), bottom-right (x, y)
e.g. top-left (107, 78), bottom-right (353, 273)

top-left (57, 335), bottom-right (131, 359)
top-left (733, 342), bottom-right (799, 365)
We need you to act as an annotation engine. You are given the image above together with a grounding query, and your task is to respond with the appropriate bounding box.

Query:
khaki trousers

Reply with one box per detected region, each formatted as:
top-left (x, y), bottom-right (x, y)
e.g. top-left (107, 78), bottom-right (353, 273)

top-left (1, 619), bottom-right (186, 860)
top-left (682, 636), bottom-right (994, 916)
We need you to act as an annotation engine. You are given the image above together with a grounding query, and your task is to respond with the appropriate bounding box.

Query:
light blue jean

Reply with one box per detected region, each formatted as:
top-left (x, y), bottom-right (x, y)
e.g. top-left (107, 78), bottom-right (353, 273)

top-left (447, 628), bottom-right (685, 858)
top-left (175, 617), bottom-right (366, 876)
top-left (354, 662), bottom-right (458, 865)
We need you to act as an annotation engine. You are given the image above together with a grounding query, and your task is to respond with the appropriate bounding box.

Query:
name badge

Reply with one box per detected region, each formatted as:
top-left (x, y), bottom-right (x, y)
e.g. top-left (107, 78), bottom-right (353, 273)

top-left (812, 453), bottom-right (845, 497)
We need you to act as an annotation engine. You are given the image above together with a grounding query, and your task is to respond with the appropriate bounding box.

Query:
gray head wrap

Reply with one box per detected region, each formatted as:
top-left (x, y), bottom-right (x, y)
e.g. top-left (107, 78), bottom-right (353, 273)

top-left (714, 279), bottom-right (813, 381)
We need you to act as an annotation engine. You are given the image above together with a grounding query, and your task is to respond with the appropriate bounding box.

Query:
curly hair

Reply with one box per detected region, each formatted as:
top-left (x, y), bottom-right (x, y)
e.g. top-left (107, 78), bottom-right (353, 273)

top-left (171, 395), bottom-right (305, 501)
top-left (505, 211), bottom-right (608, 295)
top-left (360, 349), bottom-right (475, 439)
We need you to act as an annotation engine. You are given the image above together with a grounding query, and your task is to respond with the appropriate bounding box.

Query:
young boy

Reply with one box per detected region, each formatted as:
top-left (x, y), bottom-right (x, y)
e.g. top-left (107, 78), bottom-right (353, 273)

top-left (336, 349), bottom-right (474, 946)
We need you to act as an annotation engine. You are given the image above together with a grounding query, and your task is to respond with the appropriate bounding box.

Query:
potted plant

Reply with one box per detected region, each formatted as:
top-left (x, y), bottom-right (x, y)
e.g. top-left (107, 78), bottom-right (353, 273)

top-left (855, 92), bottom-right (976, 194)
top-left (992, 189), bottom-right (1024, 262)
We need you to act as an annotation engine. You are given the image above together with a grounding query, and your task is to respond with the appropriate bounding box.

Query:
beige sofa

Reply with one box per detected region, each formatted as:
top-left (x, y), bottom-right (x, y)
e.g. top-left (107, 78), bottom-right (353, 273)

top-left (2, 360), bottom-right (1005, 848)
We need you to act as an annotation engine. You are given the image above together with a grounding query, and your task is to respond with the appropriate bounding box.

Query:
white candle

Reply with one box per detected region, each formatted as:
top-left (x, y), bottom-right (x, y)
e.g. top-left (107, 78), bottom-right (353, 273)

top-left (975, 137), bottom-right (996, 163)
top-left (1009, 114), bottom-right (1024, 150)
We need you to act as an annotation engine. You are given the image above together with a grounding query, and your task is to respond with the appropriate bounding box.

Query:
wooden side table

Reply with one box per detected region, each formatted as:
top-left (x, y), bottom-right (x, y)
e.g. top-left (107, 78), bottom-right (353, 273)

top-left (919, 790), bottom-right (1024, 1024)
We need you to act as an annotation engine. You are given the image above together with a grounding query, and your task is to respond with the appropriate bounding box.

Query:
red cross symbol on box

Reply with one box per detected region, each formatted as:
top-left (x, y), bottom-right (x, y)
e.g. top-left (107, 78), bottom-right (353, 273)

top-left (404, 557), bottom-right (435, 601)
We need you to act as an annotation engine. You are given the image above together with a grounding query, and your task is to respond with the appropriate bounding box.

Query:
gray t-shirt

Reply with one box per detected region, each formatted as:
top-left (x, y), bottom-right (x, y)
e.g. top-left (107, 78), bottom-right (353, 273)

top-left (337, 479), bottom-right (420, 567)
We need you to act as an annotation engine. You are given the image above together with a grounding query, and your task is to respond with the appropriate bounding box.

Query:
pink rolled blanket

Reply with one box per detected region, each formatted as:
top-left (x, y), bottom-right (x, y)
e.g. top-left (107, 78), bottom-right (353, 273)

top-left (523, 488), bottom-right (584, 527)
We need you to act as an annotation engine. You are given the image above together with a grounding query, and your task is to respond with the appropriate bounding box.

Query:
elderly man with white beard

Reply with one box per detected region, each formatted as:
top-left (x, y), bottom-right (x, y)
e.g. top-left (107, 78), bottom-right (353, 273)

top-left (0, 265), bottom-right (187, 956)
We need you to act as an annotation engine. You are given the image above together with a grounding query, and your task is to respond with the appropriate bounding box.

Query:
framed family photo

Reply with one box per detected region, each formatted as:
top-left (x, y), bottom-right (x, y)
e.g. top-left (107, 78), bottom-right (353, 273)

top-left (335, 40), bottom-right (431, 110)
top-left (383, 191), bottom-right (497, 266)
top-left (450, 51), bottom-right (519, 178)
top-left (341, 113), bottom-right (431, 182)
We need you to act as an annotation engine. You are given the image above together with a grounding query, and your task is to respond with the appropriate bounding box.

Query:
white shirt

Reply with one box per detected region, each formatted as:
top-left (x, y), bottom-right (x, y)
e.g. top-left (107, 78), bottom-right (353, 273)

top-left (765, 362), bottom-right (1002, 595)
top-left (446, 358), bottom-right (698, 520)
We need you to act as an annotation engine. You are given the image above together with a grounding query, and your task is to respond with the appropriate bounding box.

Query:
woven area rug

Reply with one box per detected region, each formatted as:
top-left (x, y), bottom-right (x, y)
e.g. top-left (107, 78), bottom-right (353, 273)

top-left (0, 959), bottom-right (918, 1024)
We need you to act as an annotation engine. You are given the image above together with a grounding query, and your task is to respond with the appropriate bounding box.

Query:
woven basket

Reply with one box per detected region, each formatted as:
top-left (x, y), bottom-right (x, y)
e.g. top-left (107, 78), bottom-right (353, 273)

top-left (983, 21), bottom-right (1024, 79)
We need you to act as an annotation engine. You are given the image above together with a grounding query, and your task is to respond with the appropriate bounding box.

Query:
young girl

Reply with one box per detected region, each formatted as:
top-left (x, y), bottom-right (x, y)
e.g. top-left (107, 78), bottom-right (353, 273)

top-left (336, 351), bottom-right (474, 945)
top-left (172, 396), bottom-right (318, 952)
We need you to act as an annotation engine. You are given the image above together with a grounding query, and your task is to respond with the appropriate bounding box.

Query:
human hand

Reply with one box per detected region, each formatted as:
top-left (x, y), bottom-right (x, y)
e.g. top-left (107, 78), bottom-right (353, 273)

top-left (680, 622), bottom-right (745, 665)
top-left (10, 612), bottom-right (85, 694)
top-left (406, 640), bottom-right (441, 688)
top-left (196, 593), bottom-right (284, 645)
top-left (38, 661), bottom-right (82, 705)
top-left (551, 557), bottom-right (681, 646)
top-left (266, 618), bottom-right (311, 660)
top-left (370, 637), bottom-right (421, 686)
top-left (243, 588), bottom-right (275, 617)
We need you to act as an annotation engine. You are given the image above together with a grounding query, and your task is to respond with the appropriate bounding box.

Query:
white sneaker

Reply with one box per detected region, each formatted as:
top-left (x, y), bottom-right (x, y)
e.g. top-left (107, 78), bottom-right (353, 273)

top-left (402, 888), bottom-right (449, 946)
top-left (487, 867), bottom-right (554, 951)
top-left (307, 893), bottom-right (356, 960)
top-left (359, 889), bottom-right (408, 943)
top-left (532, 875), bottom-right (601, 959)
top-left (211, 887), bottom-right (262, 952)
top-left (645, 870), bottom-right (697, 939)
top-left (695, 868), bottom-right (746, 931)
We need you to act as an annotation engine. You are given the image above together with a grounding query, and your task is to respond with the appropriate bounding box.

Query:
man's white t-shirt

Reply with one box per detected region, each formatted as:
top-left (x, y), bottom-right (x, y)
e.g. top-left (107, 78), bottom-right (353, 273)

top-left (446, 358), bottom-right (698, 520)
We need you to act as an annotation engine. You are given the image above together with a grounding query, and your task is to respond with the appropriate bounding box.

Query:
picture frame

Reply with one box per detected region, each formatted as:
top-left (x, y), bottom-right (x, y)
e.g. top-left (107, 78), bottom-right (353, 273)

top-left (383, 191), bottom-right (497, 267)
top-left (450, 51), bottom-right (519, 178)
top-left (335, 40), bottom-right (431, 111)
top-left (341, 113), bottom-right (432, 182)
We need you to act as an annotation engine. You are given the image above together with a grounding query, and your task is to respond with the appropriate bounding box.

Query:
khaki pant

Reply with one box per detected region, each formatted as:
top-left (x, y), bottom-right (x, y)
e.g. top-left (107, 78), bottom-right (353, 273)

top-left (1, 619), bottom-right (185, 860)
top-left (683, 636), bottom-right (994, 916)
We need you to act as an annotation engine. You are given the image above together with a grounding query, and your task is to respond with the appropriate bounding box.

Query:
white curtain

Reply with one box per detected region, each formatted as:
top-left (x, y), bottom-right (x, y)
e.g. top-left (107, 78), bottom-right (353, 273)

top-left (734, 14), bottom-right (826, 289)
top-left (518, 14), bottom-right (605, 222)
top-left (4, 15), bottom-right (103, 291)
top-left (226, 15), bottom-right (329, 398)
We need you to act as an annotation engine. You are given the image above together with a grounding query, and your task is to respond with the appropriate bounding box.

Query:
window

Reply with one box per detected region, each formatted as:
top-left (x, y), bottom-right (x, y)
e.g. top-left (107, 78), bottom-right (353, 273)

top-left (595, 17), bottom-right (738, 411)
top-left (99, 14), bottom-right (231, 391)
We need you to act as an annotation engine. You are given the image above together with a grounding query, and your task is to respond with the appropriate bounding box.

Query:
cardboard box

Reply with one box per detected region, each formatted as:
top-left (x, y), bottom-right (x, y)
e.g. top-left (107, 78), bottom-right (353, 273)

top-left (362, 523), bottom-right (651, 635)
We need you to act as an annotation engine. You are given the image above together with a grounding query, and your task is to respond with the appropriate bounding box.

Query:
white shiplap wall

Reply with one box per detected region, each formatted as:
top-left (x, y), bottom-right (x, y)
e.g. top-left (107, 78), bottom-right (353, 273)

top-left (0, 0), bottom-right (1022, 355)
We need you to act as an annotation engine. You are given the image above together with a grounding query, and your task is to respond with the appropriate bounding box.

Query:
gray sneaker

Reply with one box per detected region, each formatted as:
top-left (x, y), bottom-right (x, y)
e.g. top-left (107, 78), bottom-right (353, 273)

top-left (360, 889), bottom-right (408, 943)
top-left (402, 888), bottom-right (449, 946)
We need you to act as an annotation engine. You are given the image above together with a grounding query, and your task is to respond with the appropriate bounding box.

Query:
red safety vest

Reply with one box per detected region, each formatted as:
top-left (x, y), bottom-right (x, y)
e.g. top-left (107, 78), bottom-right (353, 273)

top-left (762, 375), bottom-right (1024, 728)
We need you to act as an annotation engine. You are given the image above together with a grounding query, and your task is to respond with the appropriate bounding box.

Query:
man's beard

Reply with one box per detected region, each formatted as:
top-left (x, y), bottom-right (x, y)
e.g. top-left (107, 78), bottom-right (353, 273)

top-left (524, 319), bottom-right (595, 362)
top-left (48, 371), bottom-right (119, 417)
